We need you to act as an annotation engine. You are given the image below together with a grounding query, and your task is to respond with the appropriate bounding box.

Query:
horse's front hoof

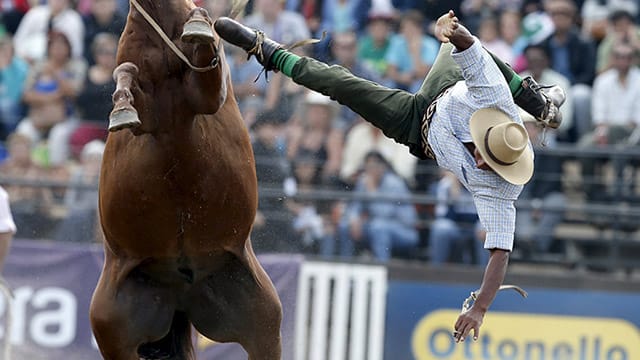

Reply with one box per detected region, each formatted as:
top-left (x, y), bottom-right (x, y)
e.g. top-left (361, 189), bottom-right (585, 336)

top-left (109, 108), bottom-right (141, 132)
top-left (182, 19), bottom-right (215, 44)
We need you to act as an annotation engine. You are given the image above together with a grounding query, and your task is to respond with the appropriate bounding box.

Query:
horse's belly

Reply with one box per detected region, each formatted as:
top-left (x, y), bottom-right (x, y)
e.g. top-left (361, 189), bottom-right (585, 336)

top-left (100, 156), bottom-right (257, 258)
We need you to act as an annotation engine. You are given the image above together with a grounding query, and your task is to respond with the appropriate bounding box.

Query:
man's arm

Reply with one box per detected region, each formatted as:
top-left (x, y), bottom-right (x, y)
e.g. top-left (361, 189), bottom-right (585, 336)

top-left (454, 248), bottom-right (508, 342)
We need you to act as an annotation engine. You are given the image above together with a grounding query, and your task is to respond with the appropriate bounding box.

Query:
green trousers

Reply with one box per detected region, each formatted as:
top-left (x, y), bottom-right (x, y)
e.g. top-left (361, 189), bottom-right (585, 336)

top-left (291, 43), bottom-right (518, 159)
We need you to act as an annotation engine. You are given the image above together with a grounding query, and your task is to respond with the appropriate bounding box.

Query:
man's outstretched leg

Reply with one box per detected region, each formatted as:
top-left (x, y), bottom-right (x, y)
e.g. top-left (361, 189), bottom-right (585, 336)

top-left (214, 13), bottom-right (565, 133)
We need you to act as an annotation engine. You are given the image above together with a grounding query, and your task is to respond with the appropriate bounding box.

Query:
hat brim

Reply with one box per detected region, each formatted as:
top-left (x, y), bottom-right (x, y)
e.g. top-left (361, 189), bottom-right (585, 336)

top-left (469, 108), bottom-right (534, 185)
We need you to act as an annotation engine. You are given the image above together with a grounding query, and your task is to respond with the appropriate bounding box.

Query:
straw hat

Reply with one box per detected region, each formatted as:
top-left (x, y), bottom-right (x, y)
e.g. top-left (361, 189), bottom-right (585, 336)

top-left (469, 108), bottom-right (534, 185)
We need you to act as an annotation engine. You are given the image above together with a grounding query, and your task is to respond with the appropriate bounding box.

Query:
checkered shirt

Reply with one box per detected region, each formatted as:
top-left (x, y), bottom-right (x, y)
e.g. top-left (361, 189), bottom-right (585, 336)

top-left (427, 38), bottom-right (530, 251)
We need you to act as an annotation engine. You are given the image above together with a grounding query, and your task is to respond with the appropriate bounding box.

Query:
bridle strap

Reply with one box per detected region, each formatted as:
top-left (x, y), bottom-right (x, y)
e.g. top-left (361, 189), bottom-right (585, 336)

top-left (129, 0), bottom-right (219, 72)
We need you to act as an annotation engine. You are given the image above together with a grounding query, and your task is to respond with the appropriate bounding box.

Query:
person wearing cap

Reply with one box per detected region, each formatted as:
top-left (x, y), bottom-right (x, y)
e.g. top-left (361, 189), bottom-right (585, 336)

top-left (210, 9), bottom-right (567, 343)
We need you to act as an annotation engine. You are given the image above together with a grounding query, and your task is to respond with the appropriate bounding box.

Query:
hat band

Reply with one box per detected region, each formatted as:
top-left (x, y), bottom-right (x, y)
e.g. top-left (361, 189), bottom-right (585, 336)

top-left (484, 126), bottom-right (517, 166)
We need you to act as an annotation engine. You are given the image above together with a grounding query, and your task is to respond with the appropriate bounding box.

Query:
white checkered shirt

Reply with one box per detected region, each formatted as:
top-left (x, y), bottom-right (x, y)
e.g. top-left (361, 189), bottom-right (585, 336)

top-left (427, 38), bottom-right (529, 251)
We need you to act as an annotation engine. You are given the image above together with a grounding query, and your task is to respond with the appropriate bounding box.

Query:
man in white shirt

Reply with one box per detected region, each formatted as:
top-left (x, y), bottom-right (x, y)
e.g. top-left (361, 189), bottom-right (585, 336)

top-left (0, 186), bottom-right (15, 271)
top-left (13, 0), bottom-right (85, 61)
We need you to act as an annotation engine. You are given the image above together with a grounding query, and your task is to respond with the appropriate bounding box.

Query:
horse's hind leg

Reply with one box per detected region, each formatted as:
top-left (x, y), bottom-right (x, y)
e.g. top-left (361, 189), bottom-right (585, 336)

top-left (109, 62), bottom-right (142, 132)
top-left (90, 255), bottom-right (178, 360)
top-left (187, 248), bottom-right (282, 360)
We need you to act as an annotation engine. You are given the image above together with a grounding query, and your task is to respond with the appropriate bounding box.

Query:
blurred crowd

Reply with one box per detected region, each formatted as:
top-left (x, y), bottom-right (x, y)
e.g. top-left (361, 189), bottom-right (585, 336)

top-left (1, 0), bottom-right (640, 265)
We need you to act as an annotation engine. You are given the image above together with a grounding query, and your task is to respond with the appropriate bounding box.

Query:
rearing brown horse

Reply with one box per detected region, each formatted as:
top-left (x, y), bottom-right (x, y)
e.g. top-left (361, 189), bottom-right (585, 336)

top-left (89, 1), bottom-right (282, 359)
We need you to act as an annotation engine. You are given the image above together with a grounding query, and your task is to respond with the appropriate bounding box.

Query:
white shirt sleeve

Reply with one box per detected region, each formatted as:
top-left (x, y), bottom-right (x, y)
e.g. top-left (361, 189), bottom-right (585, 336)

top-left (0, 187), bottom-right (16, 234)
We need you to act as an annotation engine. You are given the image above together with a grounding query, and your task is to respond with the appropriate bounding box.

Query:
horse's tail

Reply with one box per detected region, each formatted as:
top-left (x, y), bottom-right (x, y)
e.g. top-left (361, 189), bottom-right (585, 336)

top-left (137, 311), bottom-right (194, 360)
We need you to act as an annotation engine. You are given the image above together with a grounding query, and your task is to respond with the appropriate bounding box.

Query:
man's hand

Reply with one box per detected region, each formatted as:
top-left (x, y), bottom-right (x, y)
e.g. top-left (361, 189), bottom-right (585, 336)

top-left (434, 10), bottom-right (459, 43)
top-left (434, 10), bottom-right (475, 51)
top-left (453, 305), bottom-right (484, 342)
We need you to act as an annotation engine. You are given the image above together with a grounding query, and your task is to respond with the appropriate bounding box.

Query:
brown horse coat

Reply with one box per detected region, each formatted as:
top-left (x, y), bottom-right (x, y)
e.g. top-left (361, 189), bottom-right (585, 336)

top-left (89, 1), bottom-right (282, 359)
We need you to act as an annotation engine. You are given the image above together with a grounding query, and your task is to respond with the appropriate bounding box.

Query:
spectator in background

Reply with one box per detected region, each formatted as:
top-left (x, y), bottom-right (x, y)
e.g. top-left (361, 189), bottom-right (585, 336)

top-left (82, 0), bottom-right (126, 65)
top-left (16, 30), bottom-right (87, 167)
top-left (516, 111), bottom-right (566, 256)
top-left (478, 15), bottom-right (514, 64)
top-left (340, 117), bottom-right (417, 186)
top-left (385, 10), bottom-right (439, 93)
top-left (287, 91), bottom-right (343, 185)
top-left (54, 139), bottom-right (104, 243)
top-left (460, 0), bottom-right (522, 33)
top-left (336, 151), bottom-right (418, 261)
top-left (0, 185), bottom-right (16, 270)
top-left (319, 0), bottom-right (369, 35)
top-left (596, 9), bottom-right (640, 74)
top-left (0, 133), bottom-right (58, 239)
top-left (284, 150), bottom-right (333, 254)
top-left (519, 44), bottom-right (573, 141)
top-left (499, 8), bottom-right (528, 60)
top-left (429, 171), bottom-right (487, 266)
top-left (0, 34), bottom-right (29, 141)
top-left (357, 11), bottom-right (395, 81)
top-left (245, 0), bottom-right (310, 46)
top-left (226, 44), bottom-right (268, 128)
top-left (581, 0), bottom-right (637, 42)
top-left (578, 42), bottom-right (640, 202)
top-left (13, 0), bottom-right (85, 62)
top-left (71, 33), bottom-right (117, 159)
top-left (539, 0), bottom-right (596, 142)
top-left (250, 109), bottom-right (293, 252)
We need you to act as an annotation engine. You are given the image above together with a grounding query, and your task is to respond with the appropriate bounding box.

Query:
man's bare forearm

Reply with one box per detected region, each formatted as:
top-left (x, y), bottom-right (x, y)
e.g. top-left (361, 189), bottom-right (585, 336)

top-left (472, 249), bottom-right (509, 312)
top-left (449, 23), bottom-right (475, 52)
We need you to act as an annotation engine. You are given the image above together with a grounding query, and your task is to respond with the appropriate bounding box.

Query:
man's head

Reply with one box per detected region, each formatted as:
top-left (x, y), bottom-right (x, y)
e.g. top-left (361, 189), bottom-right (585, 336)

top-left (469, 109), bottom-right (534, 185)
top-left (367, 12), bottom-right (394, 44)
top-left (331, 31), bottom-right (358, 67)
top-left (610, 42), bottom-right (635, 74)
top-left (523, 44), bottom-right (551, 78)
top-left (545, 0), bottom-right (577, 34)
top-left (363, 151), bottom-right (390, 182)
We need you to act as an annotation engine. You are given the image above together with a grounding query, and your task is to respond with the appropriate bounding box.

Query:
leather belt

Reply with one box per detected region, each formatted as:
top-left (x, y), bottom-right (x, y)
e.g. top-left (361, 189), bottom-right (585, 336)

top-left (420, 87), bottom-right (452, 160)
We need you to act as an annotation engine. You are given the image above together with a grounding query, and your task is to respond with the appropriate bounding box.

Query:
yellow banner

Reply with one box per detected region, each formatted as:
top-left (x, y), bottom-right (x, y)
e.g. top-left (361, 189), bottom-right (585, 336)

top-left (412, 310), bottom-right (640, 360)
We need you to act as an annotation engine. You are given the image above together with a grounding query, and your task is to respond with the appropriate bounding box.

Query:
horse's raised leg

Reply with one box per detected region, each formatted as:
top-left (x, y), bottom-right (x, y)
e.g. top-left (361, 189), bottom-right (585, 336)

top-left (109, 62), bottom-right (142, 132)
top-left (187, 247), bottom-right (283, 360)
top-left (90, 253), bottom-right (179, 360)
top-left (182, 7), bottom-right (215, 44)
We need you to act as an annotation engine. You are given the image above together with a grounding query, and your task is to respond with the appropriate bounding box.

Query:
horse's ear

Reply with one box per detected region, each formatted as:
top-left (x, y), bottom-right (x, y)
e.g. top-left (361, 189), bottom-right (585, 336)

top-left (228, 0), bottom-right (249, 20)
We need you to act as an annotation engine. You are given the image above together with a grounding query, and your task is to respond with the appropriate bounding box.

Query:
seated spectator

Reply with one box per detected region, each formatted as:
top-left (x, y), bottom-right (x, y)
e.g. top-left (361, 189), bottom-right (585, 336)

top-left (0, 185), bottom-right (16, 270)
top-left (0, 133), bottom-right (58, 239)
top-left (284, 150), bottom-right (333, 254)
top-left (335, 151), bottom-right (418, 261)
top-left (250, 110), bottom-right (293, 253)
top-left (578, 42), bottom-right (640, 202)
top-left (287, 91), bottom-right (343, 185)
top-left (357, 11), bottom-right (395, 82)
top-left (581, 0), bottom-right (638, 42)
top-left (540, 0), bottom-right (596, 142)
top-left (12, 0), bottom-right (84, 62)
top-left (596, 9), bottom-right (640, 73)
top-left (16, 30), bottom-right (87, 167)
top-left (340, 117), bottom-right (417, 186)
top-left (478, 14), bottom-right (514, 64)
top-left (0, 34), bottom-right (29, 140)
top-left (82, 0), bottom-right (126, 65)
top-left (519, 44), bottom-right (573, 141)
top-left (70, 33), bottom-right (117, 159)
top-left (53, 139), bottom-right (103, 243)
top-left (385, 10), bottom-right (439, 93)
top-left (226, 44), bottom-right (267, 127)
top-left (429, 171), bottom-right (487, 266)
top-left (516, 111), bottom-right (566, 256)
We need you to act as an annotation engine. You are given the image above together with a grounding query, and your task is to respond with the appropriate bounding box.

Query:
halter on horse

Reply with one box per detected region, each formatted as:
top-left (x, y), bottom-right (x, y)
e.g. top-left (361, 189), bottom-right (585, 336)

top-left (89, 1), bottom-right (282, 359)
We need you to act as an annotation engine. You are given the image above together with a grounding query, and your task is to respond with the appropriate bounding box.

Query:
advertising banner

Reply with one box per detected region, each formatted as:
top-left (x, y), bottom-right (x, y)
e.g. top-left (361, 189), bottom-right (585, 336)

top-left (0, 240), bottom-right (301, 359)
top-left (385, 281), bottom-right (640, 360)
